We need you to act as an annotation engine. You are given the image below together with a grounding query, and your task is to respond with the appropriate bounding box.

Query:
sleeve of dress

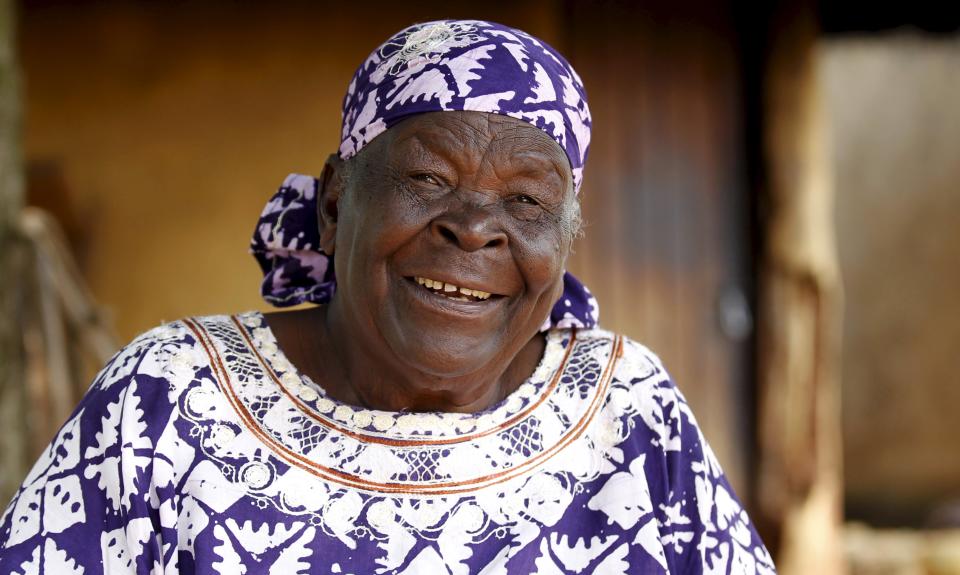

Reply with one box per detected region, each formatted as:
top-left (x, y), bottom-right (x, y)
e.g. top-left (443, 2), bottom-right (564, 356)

top-left (636, 348), bottom-right (777, 575)
top-left (0, 322), bottom-right (194, 574)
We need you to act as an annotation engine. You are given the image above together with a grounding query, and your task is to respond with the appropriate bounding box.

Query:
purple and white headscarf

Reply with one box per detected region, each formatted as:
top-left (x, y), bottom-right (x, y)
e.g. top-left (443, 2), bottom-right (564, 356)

top-left (251, 19), bottom-right (599, 329)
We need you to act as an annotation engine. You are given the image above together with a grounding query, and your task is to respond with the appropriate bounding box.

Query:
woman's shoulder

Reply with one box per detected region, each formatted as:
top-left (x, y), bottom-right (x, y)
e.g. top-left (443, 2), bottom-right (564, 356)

top-left (122, 311), bottom-right (250, 346)
top-left (0, 313), bottom-right (265, 559)
top-left (108, 312), bottom-right (256, 372)
top-left (79, 312), bottom-right (250, 416)
top-left (100, 315), bottom-right (214, 380)
top-left (556, 327), bottom-right (777, 573)
top-left (554, 325), bottom-right (672, 386)
top-left (558, 326), bottom-right (696, 449)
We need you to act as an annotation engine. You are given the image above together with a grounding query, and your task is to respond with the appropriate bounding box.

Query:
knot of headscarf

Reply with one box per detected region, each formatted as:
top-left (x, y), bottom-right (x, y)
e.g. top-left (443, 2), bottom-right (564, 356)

top-left (251, 19), bottom-right (599, 330)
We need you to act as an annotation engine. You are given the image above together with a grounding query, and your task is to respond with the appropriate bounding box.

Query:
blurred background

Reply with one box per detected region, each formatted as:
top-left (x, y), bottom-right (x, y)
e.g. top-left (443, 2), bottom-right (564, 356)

top-left (0, 0), bottom-right (958, 573)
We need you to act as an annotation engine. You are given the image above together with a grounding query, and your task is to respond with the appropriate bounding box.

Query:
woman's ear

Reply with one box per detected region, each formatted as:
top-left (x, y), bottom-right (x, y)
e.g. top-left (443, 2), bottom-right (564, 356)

top-left (318, 153), bottom-right (344, 255)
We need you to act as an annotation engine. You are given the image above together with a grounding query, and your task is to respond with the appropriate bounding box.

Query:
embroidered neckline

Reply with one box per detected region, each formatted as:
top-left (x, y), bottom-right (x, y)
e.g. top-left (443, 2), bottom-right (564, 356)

top-left (234, 311), bottom-right (573, 443)
top-left (184, 313), bottom-right (621, 494)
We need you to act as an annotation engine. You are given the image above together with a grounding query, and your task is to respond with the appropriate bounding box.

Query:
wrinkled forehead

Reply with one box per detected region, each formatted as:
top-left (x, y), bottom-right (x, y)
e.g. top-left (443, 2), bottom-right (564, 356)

top-left (377, 112), bottom-right (570, 177)
top-left (339, 19), bottom-right (592, 193)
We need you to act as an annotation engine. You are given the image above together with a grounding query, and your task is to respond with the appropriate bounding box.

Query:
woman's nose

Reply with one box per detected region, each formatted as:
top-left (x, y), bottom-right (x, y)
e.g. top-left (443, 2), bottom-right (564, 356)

top-left (430, 193), bottom-right (508, 252)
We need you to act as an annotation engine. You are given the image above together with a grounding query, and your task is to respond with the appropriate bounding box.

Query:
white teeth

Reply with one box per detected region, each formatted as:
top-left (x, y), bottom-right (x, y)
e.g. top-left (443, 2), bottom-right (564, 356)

top-left (414, 276), bottom-right (492, 300)
top-left (459, 286), bottom-right (492, 300)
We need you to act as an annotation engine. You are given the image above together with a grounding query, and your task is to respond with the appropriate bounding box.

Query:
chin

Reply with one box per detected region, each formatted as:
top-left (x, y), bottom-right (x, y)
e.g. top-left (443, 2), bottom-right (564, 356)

top-left (387, 327), bottom-right (509, 379)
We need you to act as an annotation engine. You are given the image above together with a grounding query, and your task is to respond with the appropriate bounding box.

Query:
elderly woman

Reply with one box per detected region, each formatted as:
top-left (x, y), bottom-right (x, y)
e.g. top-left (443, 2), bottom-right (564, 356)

top-left (0, 20), bottom-right (774, 574)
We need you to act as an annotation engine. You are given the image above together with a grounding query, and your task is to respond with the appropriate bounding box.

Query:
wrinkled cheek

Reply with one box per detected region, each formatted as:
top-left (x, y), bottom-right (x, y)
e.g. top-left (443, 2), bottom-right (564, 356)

top-left (544, 273), bottom-right (566, 311)
top-left (522, 254), bottom-right (567, 311)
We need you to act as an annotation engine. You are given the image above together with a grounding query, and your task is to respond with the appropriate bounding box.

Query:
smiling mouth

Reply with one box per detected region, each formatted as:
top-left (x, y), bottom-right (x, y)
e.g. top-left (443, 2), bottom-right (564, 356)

top-left (411, 276), bottom-right (496, 302)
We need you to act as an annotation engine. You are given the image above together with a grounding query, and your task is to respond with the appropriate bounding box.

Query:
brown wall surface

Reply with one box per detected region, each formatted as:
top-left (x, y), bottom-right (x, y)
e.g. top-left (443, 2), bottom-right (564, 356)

top-left (823, 35), bottom-right (960, 525)
top-left (20, 0), bottom-right (561, 342)
top-left (563, 1), bottom-right (754, 494)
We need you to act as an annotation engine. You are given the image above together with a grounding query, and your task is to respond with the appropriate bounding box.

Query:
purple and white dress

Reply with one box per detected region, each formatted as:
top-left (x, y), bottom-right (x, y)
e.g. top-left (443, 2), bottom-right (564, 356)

top-left (0, 312), bottom-right (775, 574)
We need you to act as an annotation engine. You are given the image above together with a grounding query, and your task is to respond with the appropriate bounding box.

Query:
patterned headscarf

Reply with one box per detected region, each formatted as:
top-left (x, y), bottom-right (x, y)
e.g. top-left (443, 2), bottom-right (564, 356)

top-left (251, 20), bottom-right (599, 329)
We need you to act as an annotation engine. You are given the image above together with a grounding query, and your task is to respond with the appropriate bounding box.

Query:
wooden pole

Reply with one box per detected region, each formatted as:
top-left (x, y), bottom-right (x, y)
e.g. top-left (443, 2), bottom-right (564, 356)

top-left (756, 2), bottom-right (846, 573)
top-left (0, 0), bottom-right (27, 505)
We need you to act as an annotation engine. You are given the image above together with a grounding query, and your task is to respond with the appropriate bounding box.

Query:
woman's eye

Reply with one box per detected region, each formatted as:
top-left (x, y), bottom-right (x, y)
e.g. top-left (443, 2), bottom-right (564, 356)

top-left (411, 173), bottom-right (441, 186)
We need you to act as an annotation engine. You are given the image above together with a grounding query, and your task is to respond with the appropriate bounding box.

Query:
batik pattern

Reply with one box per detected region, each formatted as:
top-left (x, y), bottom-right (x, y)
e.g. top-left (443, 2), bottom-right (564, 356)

top-left (0, 313), bottom-right (775, 574)
top-left (340, 19), bottom-right (591, 193)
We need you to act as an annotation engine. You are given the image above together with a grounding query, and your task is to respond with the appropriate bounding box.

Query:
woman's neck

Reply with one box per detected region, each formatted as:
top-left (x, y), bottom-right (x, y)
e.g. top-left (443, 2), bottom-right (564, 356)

top-left (264, 305), bottom-right (544, 413)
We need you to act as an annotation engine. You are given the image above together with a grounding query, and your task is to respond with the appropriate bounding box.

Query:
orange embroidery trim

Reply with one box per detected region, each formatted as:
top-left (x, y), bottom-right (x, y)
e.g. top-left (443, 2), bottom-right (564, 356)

top-left (231, 315), bottom-right (576, 447)
top-left (185, 316), bottom-right (622, 495)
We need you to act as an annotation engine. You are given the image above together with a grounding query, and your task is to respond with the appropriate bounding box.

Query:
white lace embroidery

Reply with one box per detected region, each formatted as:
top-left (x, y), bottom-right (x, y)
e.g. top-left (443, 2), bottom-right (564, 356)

top-left (379, 22), bottom-right (483, 75)
top-left (176, 313), bottom-right (633, 548)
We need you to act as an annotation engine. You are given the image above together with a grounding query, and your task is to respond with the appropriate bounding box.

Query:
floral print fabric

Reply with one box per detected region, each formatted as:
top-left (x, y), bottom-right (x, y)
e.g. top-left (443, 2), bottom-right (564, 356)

top-left (340, 19), bottom-right (591, 192)
top-left (0, 313), bottom-right (775, 574)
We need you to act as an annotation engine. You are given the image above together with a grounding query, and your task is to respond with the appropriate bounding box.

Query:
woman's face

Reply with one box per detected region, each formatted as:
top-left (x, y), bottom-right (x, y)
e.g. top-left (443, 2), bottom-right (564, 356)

top-left (323, 111), bottom-right (577, 379)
